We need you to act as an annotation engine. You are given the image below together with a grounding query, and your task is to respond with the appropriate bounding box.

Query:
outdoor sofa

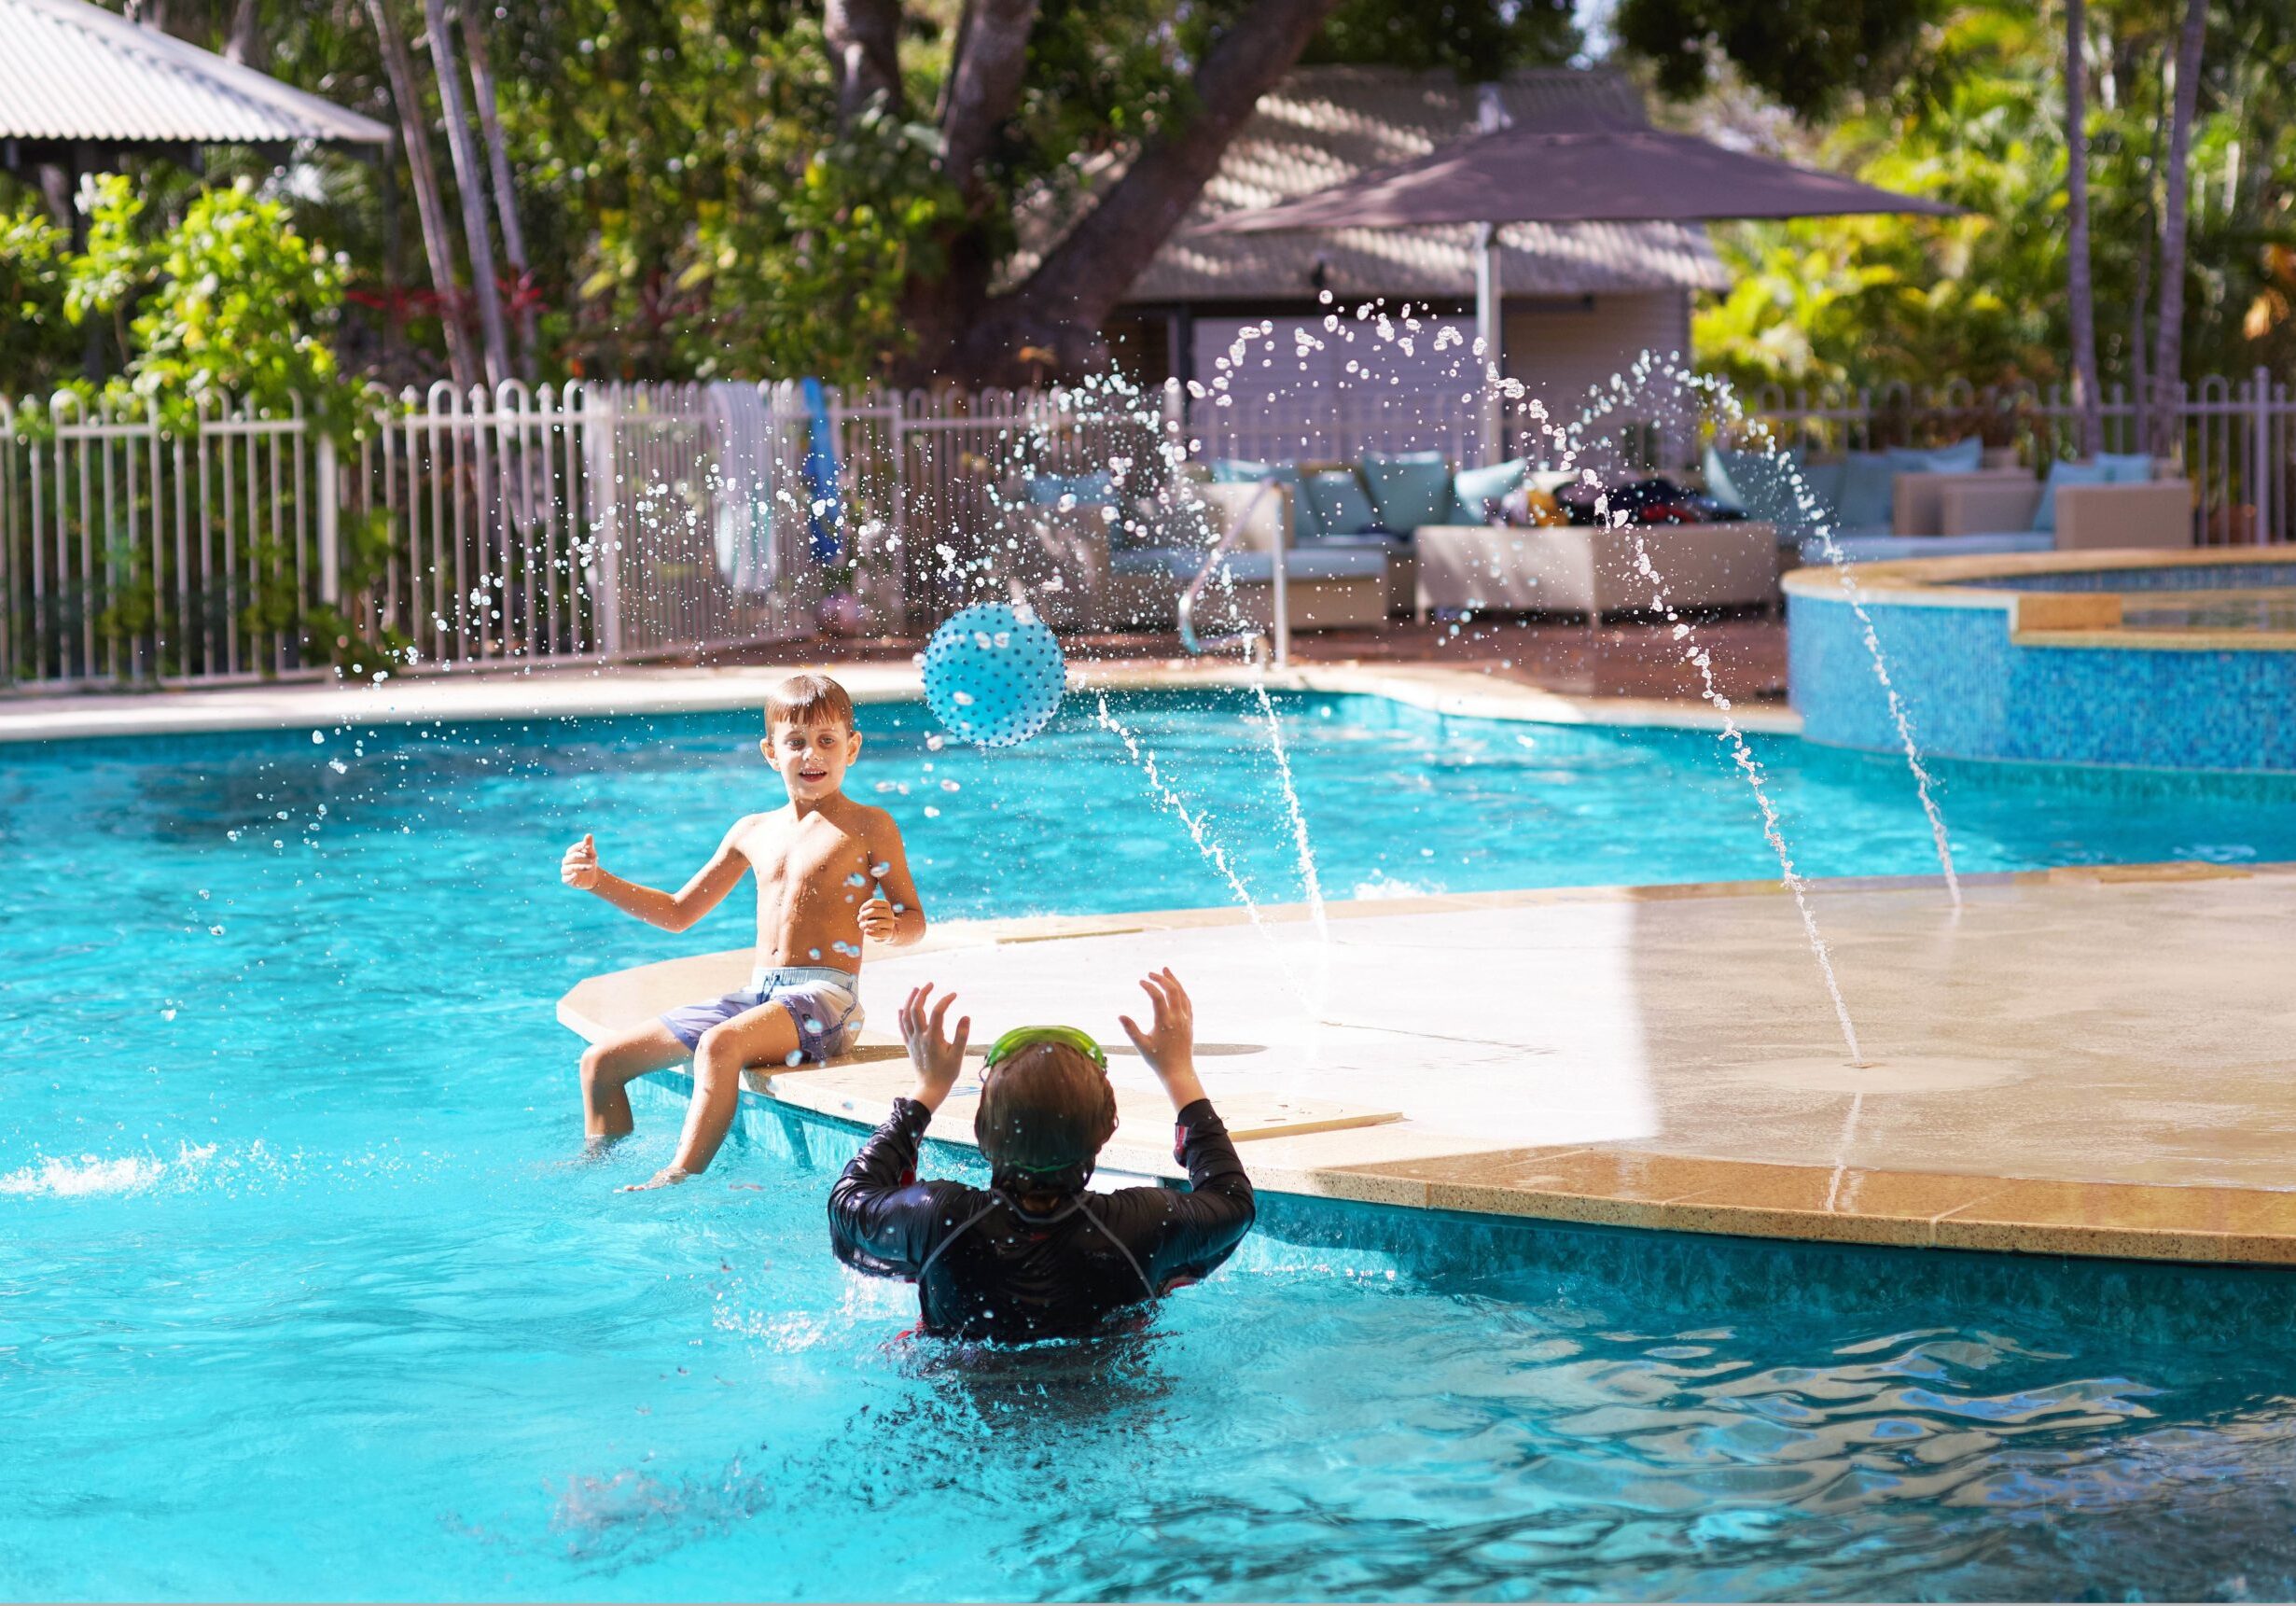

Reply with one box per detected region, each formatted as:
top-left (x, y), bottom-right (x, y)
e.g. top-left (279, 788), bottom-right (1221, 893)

top-left (1702, 440), bottom-right (2192, 565)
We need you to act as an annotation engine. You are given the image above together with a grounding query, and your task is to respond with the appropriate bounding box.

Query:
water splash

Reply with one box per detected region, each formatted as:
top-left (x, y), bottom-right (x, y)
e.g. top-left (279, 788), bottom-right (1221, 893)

top-left (1614, 499), bottom-right (1865, 1067)
top-left (1578, 356), bottom-right (1961, 906)
top-left (1245, 674), bottom-right (1329, 943)
top-left (1091, 691), bottom-right (1314, 1009)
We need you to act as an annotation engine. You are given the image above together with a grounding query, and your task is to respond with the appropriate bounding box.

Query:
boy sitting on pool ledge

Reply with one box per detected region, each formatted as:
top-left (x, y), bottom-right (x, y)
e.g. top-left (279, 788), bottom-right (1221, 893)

top-left (560, 673), bottom-right (925, 1189)
top-left (828, 970), bottom-right (1256, 1343)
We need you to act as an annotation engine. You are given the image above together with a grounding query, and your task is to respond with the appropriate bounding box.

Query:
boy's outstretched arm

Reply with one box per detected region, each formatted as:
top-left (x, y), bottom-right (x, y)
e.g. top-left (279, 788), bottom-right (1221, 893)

top-left (856, 812), bottom-right (927, 949)
top-left (561, 820), bottom-right (751, 933)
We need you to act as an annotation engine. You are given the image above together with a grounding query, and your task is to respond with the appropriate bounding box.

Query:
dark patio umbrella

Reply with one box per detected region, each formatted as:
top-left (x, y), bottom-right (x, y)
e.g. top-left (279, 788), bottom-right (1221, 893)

top-left (1191, 121), bottom-right (1957, 457)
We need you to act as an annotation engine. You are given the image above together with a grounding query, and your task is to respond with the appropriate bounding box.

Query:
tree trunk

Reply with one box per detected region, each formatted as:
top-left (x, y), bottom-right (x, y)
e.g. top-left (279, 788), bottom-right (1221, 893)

top-left (2150, 0), bottom-right (2207, 458)
top-left (2064, 0), bottom-right (2101, 456)
top-left (918, 0), bottom-right (1346, 384)
top-left (223, 0), bottom-right (259, 66)
top-left (459, 3), bottom-right (539, 379)
top-left (365, 0), bottom-right (480, 394)
top-left (424, 0), bottom-right (512, 392)
top-left (940, 0), bottom-right (1039, 205)
top-left (825, 0), bottom-right (904, 124)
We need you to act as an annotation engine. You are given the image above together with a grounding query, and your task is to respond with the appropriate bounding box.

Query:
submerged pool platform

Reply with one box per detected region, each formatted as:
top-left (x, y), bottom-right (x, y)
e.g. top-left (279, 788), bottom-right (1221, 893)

top-left (1789, 548), bottom-right (2296, 772)
top-left (562, 859), bottom-right (2296, 1269)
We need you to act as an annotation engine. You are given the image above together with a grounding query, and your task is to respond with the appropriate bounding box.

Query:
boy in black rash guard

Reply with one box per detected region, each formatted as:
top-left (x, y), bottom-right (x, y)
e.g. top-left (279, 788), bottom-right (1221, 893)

top-left (827, 970), bottom-right (1255, 1343)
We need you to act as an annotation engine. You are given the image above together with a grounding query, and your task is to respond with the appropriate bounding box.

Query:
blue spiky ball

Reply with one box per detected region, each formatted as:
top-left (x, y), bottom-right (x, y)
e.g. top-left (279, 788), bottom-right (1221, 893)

top-left (921, 603), bottom-right (1066, 747)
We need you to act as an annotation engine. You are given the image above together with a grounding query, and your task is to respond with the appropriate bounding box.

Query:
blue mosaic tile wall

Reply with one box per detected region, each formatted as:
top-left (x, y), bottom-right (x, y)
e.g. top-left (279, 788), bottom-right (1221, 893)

top-left (1788, 592), bottom-right (2296, 773)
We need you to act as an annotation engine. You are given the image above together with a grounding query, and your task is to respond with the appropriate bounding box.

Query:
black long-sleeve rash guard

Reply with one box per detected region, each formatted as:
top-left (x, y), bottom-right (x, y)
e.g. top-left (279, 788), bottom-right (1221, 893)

top-left (827, 1096), bottom-right (1257, 1343)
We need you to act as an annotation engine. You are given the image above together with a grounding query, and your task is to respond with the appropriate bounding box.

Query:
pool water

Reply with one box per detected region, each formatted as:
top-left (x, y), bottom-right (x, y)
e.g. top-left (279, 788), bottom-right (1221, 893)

top-left (8, 690), bottom-right (2296, 1601)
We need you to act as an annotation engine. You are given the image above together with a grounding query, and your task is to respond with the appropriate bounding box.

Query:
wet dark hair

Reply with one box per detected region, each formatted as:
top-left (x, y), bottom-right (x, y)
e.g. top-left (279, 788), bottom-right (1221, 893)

top-left (975, 1041), bottom-right (1118, 1190)
top-left (764, 673), bottom-right (855, 734)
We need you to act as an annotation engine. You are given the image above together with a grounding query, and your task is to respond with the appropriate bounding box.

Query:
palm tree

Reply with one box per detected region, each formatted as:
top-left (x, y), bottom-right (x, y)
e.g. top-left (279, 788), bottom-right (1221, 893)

top-left (457, 5), bottom-right (537, 380)
top-left (2065, 0), bottom-right (2102, 455)
top-left (2151, 0), bottom-right (2208, 457)
top-left (364, 0), bottom-right (479, 393)
top-left (423, 0), bottom-right (511, 391)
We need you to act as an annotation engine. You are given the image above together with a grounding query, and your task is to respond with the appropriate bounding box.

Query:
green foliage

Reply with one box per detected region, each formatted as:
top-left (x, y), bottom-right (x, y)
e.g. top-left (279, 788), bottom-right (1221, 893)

top-left (0, 200), bottom-right (73, 396)
top-left (126, 179), bottom-right (345, 416)
top-left (1687, 0), bottom-right (2296, 395)
top-left (1617, 0), bottom-right (1946, 119)
top-left (494, 0), bottom-right (960, 382)
top-left (1302, 0), bottom-right (1579, 78)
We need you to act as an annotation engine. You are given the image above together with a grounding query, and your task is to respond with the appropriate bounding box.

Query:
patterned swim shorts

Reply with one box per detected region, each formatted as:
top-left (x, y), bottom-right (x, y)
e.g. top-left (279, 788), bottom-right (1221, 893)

top-left (660, 966), bottom-right (864, 1063)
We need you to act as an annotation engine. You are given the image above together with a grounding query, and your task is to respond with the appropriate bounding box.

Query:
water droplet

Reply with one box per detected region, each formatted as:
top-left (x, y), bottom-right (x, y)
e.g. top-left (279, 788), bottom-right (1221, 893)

top-left (207, 925), bottom-right (225, 936)
top-left (784, 1051), bottom-right (804, 1067)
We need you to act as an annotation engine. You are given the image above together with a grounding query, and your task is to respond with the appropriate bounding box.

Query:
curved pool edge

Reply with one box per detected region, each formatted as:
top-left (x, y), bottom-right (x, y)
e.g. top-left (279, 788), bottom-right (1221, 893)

top-left (0, 657), bottom-right (1798, 744)
top-left (562, 859), bottom-right (2296, 1271)
top-left (1787, 547), bottom-right (2296, 772)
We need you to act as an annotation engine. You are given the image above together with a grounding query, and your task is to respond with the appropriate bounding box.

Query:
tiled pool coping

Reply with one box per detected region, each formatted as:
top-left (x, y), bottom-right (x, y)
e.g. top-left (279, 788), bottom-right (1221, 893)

top-left (561, 861), bottom-right (2296, 1270)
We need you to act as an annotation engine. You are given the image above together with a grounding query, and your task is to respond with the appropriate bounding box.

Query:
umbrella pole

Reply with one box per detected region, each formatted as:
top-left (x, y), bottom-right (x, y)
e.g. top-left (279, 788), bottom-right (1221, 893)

top-left (1474, 221), bottom-right (1504, 465)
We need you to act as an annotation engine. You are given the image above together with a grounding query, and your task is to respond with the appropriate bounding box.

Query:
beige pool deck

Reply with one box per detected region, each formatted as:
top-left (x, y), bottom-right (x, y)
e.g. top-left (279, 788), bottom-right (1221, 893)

top-left (561, 860), bottom-right (2296, 1269)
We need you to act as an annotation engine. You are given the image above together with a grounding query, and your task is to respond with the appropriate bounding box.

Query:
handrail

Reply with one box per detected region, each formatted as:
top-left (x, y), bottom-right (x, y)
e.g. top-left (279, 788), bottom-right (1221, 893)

top-left (1177, 478), bottom-right (1289, 665)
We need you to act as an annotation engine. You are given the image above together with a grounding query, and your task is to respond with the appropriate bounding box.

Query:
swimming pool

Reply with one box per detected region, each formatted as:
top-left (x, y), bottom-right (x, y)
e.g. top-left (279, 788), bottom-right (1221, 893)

top-left (8, 690), bottom-right (2296, 1600)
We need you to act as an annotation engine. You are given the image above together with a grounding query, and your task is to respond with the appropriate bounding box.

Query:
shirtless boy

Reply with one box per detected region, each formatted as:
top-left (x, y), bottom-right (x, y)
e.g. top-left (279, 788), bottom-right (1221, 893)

top-left (560, 673), bottom-right (925, 1189)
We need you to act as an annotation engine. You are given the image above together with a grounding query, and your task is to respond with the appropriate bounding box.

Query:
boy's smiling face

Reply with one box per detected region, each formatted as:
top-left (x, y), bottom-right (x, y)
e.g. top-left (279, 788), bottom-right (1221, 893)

top-left (763, 718), bottom-right (861, 803)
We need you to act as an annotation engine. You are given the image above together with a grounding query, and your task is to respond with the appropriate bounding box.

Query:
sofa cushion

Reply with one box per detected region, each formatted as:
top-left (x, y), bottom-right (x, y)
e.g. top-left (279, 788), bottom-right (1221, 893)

top-left (2032, 459), bottom-right (2116, 533)
top-left (1837, 451), bottom-right (1899, 530)
top-left (1028, 470), bottom-right (1116, 506)
top-left (1301, 469), bottom-right (1383, 538)
top-left (1112, 546), bottom-right (1389, 583)
top-left (1886, 436), bottom-right (1984, 475)
top-left (1360, 450), bottom-right (1454, 534)
top-left (1449, 458), bottom-right (1529, 524)
top-left (1207, 458), bottom-right (1318, 538)
top-left (2096, 452), bottom-right (2154, 482)
top-left (1704, 444), bottom-right (1825, 527)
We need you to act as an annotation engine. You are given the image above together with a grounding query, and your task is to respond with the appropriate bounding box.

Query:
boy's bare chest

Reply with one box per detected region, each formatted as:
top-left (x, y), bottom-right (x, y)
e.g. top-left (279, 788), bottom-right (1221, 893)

top-left (738, 816), bottom-right (870, 903)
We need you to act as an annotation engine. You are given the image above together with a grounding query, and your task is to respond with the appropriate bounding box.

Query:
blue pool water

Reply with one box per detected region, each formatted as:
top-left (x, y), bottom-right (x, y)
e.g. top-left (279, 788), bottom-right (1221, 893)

top-left (8, 690), bottom-right (2296, 1601)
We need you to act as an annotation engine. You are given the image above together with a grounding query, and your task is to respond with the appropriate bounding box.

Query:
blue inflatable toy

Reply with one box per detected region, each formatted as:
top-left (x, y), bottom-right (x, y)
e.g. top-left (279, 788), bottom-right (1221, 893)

top-left (922, 603), bottom-right (1066, 747)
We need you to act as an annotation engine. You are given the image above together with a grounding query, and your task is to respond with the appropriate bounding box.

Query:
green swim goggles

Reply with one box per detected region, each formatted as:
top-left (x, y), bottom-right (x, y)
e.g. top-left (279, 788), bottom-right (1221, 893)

top-left (982, 1024), bottom-right (1107, 1073)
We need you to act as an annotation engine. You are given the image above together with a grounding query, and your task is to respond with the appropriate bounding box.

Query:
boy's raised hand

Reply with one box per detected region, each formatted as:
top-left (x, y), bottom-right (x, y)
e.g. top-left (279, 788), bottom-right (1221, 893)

top-left (1119, 969), bottom-right (1207, 1110)
top-left (561, 833), bottom-right (600, 890)
top-left (898, 984), bottom-right (970, 1113)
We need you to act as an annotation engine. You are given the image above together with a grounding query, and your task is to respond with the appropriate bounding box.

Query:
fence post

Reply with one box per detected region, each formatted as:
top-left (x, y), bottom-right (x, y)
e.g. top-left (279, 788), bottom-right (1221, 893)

top-left (316, 433), bottom-right (340, 604)
top-left (2253, 365), bottom-right (2273, 546)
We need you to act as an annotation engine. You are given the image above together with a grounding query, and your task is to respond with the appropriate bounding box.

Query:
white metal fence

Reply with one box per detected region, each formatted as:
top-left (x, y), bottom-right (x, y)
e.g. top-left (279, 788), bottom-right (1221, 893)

top-left (5, 367), bottom-right (2291, 689)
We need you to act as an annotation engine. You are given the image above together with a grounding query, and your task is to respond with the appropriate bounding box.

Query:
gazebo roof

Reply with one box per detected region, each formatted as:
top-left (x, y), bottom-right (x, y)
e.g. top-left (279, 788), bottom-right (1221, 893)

top-left (0, 0), bottom-right (390, 150)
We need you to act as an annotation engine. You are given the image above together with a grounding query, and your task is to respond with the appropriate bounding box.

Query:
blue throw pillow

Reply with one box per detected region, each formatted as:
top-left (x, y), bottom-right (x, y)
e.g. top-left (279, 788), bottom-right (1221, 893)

top-left (1703, 444), bottom-right (1819, 526)
top-left (1836, 452), bottom-right (1899, 531)
top-left (1360, 451), bottom-right (1454, 534)
top-left (1885, 435), bottom-right (1984, 475)
top-left (1799, 460), bottom-right (1847, 524)
top-left (2096, 452), bottom-right (2153, 483)
top-left (2032, 458), bottom-right (2116, 533)
top-left (1302, 470), bottom-right (1382, 538)
top-left (1449, 458), bottom-right (1528, 524)
top-left (1028, 470), bottom-right (1116, 506)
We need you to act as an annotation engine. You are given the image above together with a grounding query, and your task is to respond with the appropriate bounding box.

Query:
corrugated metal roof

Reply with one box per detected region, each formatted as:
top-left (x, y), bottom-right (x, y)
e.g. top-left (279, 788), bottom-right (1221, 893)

top-left (1013, 65), bottom-right (1728, 301)
top-left (0, 0), bottom-right (390, 147)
